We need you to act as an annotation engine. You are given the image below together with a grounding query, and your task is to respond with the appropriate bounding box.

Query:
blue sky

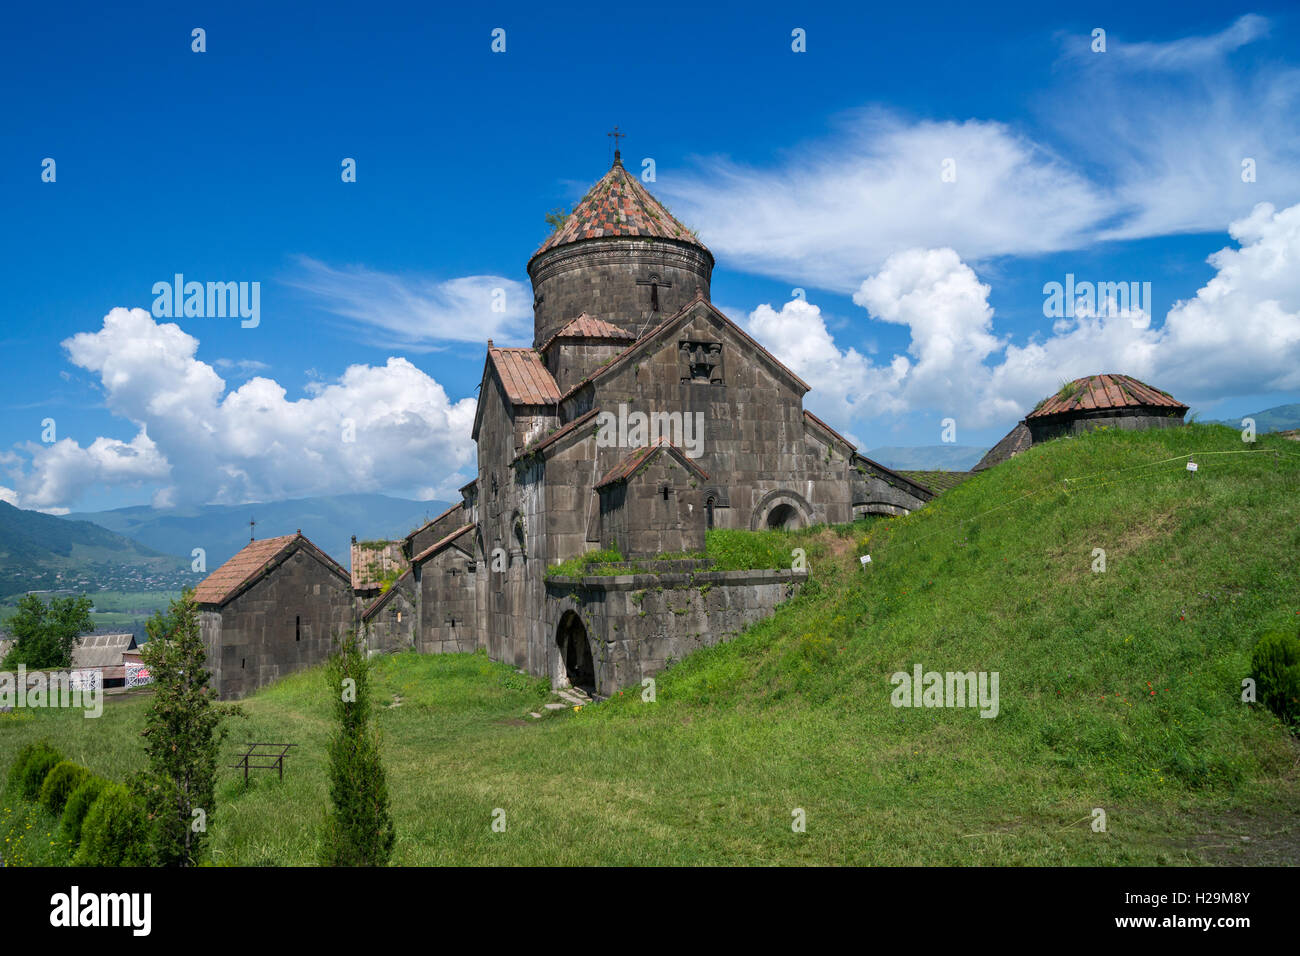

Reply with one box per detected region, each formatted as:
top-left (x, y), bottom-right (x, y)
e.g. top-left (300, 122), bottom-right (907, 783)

top-left (2, 0), bottom-right (1298, 512)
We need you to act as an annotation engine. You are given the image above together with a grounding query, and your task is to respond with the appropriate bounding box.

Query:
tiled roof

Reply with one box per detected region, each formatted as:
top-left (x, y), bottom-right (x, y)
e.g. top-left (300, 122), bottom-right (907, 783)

top-left (1027, 374), bottom-right (1187, 419)
top-left (851, 453), bottom-right (936, 500)
top-left (896, 470), bottom-right (973, 494)
top-left (594, 438), bottom-right (711, 490)
top-left (350, 539), bottom-right (409, 591)
top-left (488, 347), bottom-right (561, 406)
top-left (972, 422), bottom-right (1032, 472)
top-left (531, 156), bottom-right (708, 261)
top-left (411, 523), bottom-right (476, 565)
top-left (538, 314), bottom-right (637, 353)
top-left (193, 533), bottom-right (346, 606)
top-left (803, 410), bottom-right (857, 451)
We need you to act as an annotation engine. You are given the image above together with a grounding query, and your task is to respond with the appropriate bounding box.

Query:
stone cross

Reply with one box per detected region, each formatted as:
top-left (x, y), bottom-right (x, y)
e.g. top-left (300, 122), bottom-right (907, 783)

top-left (636, 273), bottom-right (672, 312)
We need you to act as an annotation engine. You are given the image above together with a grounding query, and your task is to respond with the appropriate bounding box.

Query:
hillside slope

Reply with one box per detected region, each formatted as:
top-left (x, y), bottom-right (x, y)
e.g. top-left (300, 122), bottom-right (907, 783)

top-left (0, 501), bottom-right (198, 598)
top-left (4, 424), bottom-right (1296, 865)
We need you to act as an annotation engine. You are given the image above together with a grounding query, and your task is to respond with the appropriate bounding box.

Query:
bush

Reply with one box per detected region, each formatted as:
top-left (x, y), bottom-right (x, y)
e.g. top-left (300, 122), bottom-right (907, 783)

top-left (61, 776), bottom-right (109, 847)
top-left (1251, 630), bottom-right (1300, 727)
top-left (38, 761), bottom-right (92, 816)
top-left (8, 740), bottom-right (64, 801)
top-left (73, 784), bottom-right (152, 866)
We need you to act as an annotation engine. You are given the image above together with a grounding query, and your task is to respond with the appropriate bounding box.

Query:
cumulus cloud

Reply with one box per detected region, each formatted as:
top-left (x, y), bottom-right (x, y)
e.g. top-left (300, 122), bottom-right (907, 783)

top-left (745, 201), bottom-right (1300, 432)
top-left (4, 308), bottom-right (477, 510)
top-left (284, 256), bottom-right (532, 350)
top-left (661, 16), bottom-right (1300, 289)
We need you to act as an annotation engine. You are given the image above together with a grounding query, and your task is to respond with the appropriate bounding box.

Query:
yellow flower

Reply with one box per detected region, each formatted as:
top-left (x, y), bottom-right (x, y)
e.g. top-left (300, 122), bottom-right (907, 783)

top-left (573, 705), bottom-right (582, 712)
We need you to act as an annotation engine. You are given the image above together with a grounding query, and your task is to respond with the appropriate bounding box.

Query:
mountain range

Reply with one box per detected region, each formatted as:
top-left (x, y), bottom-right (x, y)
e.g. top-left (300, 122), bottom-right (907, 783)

top-left (64, 493), bottom-right (447, 572)
top-left (865, 445), bottom-right (989, 471)
top-left (1208, 402), bottom-right (1300, 433)
top-left (0, 500), bottom-right (199, 599)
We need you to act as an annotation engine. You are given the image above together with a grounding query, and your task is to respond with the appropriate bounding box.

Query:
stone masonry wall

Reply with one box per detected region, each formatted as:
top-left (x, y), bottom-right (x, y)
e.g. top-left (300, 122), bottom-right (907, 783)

top-left (544, 569), bottom-right (805, 697)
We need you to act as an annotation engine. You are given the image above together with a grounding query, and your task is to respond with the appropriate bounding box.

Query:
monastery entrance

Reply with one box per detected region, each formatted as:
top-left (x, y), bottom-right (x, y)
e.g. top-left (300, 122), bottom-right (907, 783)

top-left (766, 503), bottom-right (800, 529)
top-left (555, 610), bottom-right (595, 692)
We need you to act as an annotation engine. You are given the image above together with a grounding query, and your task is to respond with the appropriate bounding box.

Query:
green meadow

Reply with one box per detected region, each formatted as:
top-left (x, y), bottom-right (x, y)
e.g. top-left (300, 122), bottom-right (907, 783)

top-left (2, 424), bottom-right (1297, 865)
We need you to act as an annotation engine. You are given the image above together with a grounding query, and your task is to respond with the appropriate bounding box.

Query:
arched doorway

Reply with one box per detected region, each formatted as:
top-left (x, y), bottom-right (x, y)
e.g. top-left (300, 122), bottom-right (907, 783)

top-left (766, 503), bottom-right (799, 529)
top-left (555, 610), bottom-right (595, 692)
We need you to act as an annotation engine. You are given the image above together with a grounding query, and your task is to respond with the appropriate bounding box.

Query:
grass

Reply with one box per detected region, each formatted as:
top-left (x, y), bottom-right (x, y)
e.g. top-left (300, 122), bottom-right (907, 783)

top-left (2, 424), bottom-right (1297, 865)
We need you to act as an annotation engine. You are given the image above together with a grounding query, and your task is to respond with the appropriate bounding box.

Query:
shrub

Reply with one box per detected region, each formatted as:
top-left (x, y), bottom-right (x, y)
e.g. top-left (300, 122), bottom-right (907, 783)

top-left (61, 776), bottom-right (109, 846)
top-left (73, 784), bottom-right (152, 866)
top-left (1251, 630), bottom-right (1300, 727)
top-left (38, 761), bottom-right (92, 816)
top-left (8, 740), bottom-right (64, 801)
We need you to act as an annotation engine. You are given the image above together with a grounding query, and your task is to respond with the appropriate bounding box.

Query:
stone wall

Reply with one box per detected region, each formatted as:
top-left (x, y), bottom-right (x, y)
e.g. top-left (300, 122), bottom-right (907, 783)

top-left (544, 568), bottom-right (805, 696)
top-left (200, 545), bottom-right (354, 700)
top-left (1027, 408), bottom-right (1186, 444)
top-left (415, 542), bottom-right (478, 654)
top-left (528, 238), bottom-right (713, 348)
top-left (598, 454), bottom-right (707, 556)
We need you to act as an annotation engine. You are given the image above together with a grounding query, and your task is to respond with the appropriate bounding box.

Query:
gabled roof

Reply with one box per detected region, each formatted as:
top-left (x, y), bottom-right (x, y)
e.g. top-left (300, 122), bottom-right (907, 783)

top-left (1027, 374), bottom-right (1187, 419)
top-left (803, 410), bottom-right (856, 451)
top-left (531, 155), bottom-right (709, 263)
top-left (487, 347), bottom-right (561, 406)
top-left (851, 453), bottom-right (936, 500)
top-left (411, 523), bottom-right (476, 565)
top-left (557, 293), bottom-right (810, 405)
top-left (350, 539), bottom-right (409, 591)
top-left (473, 345), bottom-right (561, 441)
top-left (360, 568), bottom-right (413, 622)
top-left (594, 438), bottom-right (711, 490)
top-left (402, 501), bottom-right (464, 545)
top-left (193, 533), bottom-right (347, 606)
top-left (538, 313), bottom-right (637, 353)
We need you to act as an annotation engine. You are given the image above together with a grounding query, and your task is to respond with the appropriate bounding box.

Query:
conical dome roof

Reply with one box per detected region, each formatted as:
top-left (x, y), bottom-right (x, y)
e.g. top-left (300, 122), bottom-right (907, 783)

top-left (531, 153), bottom-right (708, 262)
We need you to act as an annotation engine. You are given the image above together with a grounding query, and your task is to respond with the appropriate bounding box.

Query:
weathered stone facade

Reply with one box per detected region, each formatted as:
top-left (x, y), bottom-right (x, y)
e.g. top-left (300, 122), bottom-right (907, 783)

top-left (198, 153), bottom-right (937, 701)
top-left (197, 534), bottom-right (353, 699)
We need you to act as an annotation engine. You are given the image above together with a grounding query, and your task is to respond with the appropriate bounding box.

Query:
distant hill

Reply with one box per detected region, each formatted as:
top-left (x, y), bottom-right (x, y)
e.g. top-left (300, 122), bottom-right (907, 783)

top-left (1209, 403), bottom-right (1300, 433)
top-left (865, 445), bottom-right (988, 471)
top-left (0, 501), bottom-right (199, 599)
top-left (66, 493), bottom-right (449, 571)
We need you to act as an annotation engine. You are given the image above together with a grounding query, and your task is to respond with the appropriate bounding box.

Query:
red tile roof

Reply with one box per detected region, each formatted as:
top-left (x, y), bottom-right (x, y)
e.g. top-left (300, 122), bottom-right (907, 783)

top-left (488, 347), bottom-right (561, 406)
top-left (538, 313), bottom-right (637, 353)
top-left (594, 438), bottom-right (711, 490)
top-left (193, 533), bottom-right (346, 606)
top-left (531, 156), bottom-right (708, 261)
top-left (1027, 374), bottom-right (1187, 419)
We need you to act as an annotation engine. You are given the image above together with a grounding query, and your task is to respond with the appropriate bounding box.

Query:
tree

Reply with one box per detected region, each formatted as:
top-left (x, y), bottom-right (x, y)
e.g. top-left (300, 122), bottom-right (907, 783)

top-left (134, 592), bottom-right (239, 866)
top-left (1, 593), bottom-right (93, 669)
top-left (320, 630), bottom-right (395, 866)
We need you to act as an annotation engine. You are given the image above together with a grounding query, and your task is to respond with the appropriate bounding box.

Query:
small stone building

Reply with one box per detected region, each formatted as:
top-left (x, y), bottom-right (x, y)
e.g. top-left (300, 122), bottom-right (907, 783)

top-left (977, 374), bottom-right (1187, 471)
top-left (197, 532), bottom-right (354, 699)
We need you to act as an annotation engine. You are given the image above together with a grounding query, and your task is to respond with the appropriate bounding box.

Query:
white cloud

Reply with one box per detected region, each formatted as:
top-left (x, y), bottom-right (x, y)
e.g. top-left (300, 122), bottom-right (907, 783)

top-left (4, 308), bottom-right (478, 510)
top-left (661, 17), bottom-right (1300, 290)
top-left (284, 256), bottom-right (533, 350)
top-left (744, 201), bottom-right (1300, 432)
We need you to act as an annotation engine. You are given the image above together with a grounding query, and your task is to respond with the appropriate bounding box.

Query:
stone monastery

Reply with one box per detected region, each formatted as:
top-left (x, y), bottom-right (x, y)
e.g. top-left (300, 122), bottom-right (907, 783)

top-left (196, 149), bottom-right (954, 699)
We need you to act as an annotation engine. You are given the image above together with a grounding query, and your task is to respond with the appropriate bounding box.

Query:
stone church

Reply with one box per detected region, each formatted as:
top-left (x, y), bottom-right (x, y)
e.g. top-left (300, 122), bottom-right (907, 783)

top-left (198, 149), bottom-right (933, 699)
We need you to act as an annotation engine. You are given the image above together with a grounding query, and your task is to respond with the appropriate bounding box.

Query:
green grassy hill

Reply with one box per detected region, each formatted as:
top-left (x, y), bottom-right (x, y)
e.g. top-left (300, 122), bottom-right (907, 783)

top-left (2, 424), bottom-right (1297, 865)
